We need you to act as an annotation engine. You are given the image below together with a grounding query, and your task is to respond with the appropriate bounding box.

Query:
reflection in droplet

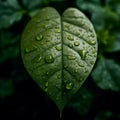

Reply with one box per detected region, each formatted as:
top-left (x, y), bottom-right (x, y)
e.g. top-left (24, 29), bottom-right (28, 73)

top-left (74, 41), bottom-right (80, 46)
top-left (67, 55), bottom-right (76, 60)
top-left (45, 54), bottom-right (54, 63)
top-left (66, 82), bottom-right (73, 90)
top-left (78, 50), bottom-right (87, 60)
top-left (68, 43), bottom-right (73, 48)
top-left (67, 35), bottom-right (74, 41)
top-left (55, 45), bottom-right (62, 51)
top-left (36, 34), bottom-right (43, 41)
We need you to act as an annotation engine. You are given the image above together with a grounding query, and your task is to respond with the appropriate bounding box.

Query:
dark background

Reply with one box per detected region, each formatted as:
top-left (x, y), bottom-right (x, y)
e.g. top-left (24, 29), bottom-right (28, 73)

top-left (0, 0), bottom-right (120, 120)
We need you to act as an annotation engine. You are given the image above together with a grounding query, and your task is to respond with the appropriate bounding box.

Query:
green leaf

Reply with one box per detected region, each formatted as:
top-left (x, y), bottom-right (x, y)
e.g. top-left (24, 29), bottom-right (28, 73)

top-left (21, 7), bottom-right (97, 112)
top-left (0, 0), bottom-right (25, 29)
top-left (22, 0), bottom-right (42, 10)
top-left (0, 79), bottom-right (14, 98)
top-left (91, 58), bottom-right (120, 91)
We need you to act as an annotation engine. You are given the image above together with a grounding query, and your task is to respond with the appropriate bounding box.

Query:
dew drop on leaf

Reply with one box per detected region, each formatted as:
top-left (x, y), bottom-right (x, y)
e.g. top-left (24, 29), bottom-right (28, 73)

top-left (66, 82), bottom-right (73, 90)
top-left (24, 46), bottom-right (37, 53)
top-left (74, 41), bottom-right (80, 46)
top-left (68, 43), bottom-right (73, 48)
top-left (36, 34), bottom-right (43, 41)
top-left (67, 55), bottom-right (76, 60)
top-left (78, 50), bottom-right (87, 60)
top-left (67, 35), bottom-right (74, 41)
top-left (45, 54), bottom-right (54, 63)
top-left (55, 45), bottom-right (62, 51)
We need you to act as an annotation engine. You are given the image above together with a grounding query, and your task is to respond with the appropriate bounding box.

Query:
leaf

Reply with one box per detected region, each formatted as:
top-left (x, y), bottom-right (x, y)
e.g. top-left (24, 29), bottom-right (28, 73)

top-left (91, 58), bottom-right (120, 91)
top-left (22, 0), bottom-right (42, 10)
top-left (21, 7), bottom-right (97, 112)
top-left (0, 79), bottom-right (14, 98)
top-left (0, 0), bottom-right (25, 29)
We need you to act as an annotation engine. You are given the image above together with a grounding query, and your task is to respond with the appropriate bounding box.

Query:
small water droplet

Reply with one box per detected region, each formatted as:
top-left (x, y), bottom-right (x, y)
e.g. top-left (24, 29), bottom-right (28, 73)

top-left (68, 43), bottom-right (73, 48)
top-left (88, 40), bottom-right (96, 45)
top-left (45, 54), bottom-right (54, 64)
top-left (84, 68), bottom-right (89, 73)
top-left (66, 82), bottom-right (73, 90)
top-left (74, 41), bottom-right (80, 46)
top-left (24, 45), bottom-right (37, 53)
top-left (77, 61), bottom-right (84, 67)
top-left (90, 61), bottom-right (94, 65)
top-left (55, 45), bottom-right (62, 51)
top-left (36, 34), bottom-right (43, 41)
top-left (78, 50), bottom-right (87, 60)
top-left (32, 55), bottom-right (41, 63)
top-left (67, 35), bottom-right (74, 41)
top-left (57, 75), bottom-right (61, 79)
top-left (67, 55), bottom-right (76, 60)
top-left (80, 78), bottom-right (83, 81)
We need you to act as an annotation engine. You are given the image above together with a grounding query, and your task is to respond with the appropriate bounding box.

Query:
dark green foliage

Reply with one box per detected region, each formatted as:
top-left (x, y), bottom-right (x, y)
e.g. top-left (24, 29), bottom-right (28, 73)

top-left (0, 0), bottom-right (120, 120)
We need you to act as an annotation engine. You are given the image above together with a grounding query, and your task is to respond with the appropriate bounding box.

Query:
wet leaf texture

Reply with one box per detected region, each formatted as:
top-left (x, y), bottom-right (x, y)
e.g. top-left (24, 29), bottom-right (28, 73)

top-left (21, 7), bottom-right (97, 112)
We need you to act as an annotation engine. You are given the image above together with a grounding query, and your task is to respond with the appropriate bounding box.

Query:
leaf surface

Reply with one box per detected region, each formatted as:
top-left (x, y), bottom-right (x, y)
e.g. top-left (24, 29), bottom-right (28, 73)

top-left (21, 7), bottom-right (97, 112)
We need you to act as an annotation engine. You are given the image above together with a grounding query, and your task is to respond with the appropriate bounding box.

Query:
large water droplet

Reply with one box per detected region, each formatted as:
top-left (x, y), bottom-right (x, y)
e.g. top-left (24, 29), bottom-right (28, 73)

top-left (66, 82), bottom-right (73, 90)
top-left (55, 45), bottom-right (62, 51)
top-left (74, 41), bottom-right (80, 46)
top-left (67, 55), bottom-right (76, 60)
top-left (78, 50), bottom-right (87, 60)
top-left (68, 43), bottom-right (73, 48)
top-left (54, 29), bottom-right (61, 33)
top-left (45, 54), bottom-right (54, 64)
top-left (36, 34), bottom-right (43, 41)
top-left (67, 35), bottom-right (74, 41)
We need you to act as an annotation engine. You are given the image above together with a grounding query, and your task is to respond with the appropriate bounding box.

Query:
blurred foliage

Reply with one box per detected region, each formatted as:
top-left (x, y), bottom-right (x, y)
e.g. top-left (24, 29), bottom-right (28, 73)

top-left (0, 0), bottom-right (120, 120)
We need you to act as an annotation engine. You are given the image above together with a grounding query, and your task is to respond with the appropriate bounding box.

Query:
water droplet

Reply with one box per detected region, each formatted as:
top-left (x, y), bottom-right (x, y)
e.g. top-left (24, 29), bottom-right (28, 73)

top-left (67, 35), bottom-right (74, 41)
top-left (55, 45), bottom-right (62, 51)
top-left (77, 61), bottom-right (84, 67)
top-left (45, 54), bottom-right (54, 64)
top-left (90, 61), bottom-right (94, 65)
top-left (67, 55), bottom-right (76, 60)
top-left (74, 41), bottom-right (80, 46)
top-left (78, 50), bottom-right (87, 60)
top-left (32, 55), bottom-right (41, 63)
top-left (36, 34), bottom-right (43, 41)
top-left (25, 45), bottom-right (37, 53)
top-left (68, 43), bottom-right (73, 48)
top-left (66, 82), bottom-right (73, 90)
top-left (57, 75), bottom-right (61, 79)
top-left (88, 40), bottom-right (96, 45)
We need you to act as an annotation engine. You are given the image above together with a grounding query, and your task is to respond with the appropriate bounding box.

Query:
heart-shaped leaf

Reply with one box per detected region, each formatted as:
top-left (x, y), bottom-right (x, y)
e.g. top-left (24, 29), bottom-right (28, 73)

top-left (21, 7), bottom-right (97, 112)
